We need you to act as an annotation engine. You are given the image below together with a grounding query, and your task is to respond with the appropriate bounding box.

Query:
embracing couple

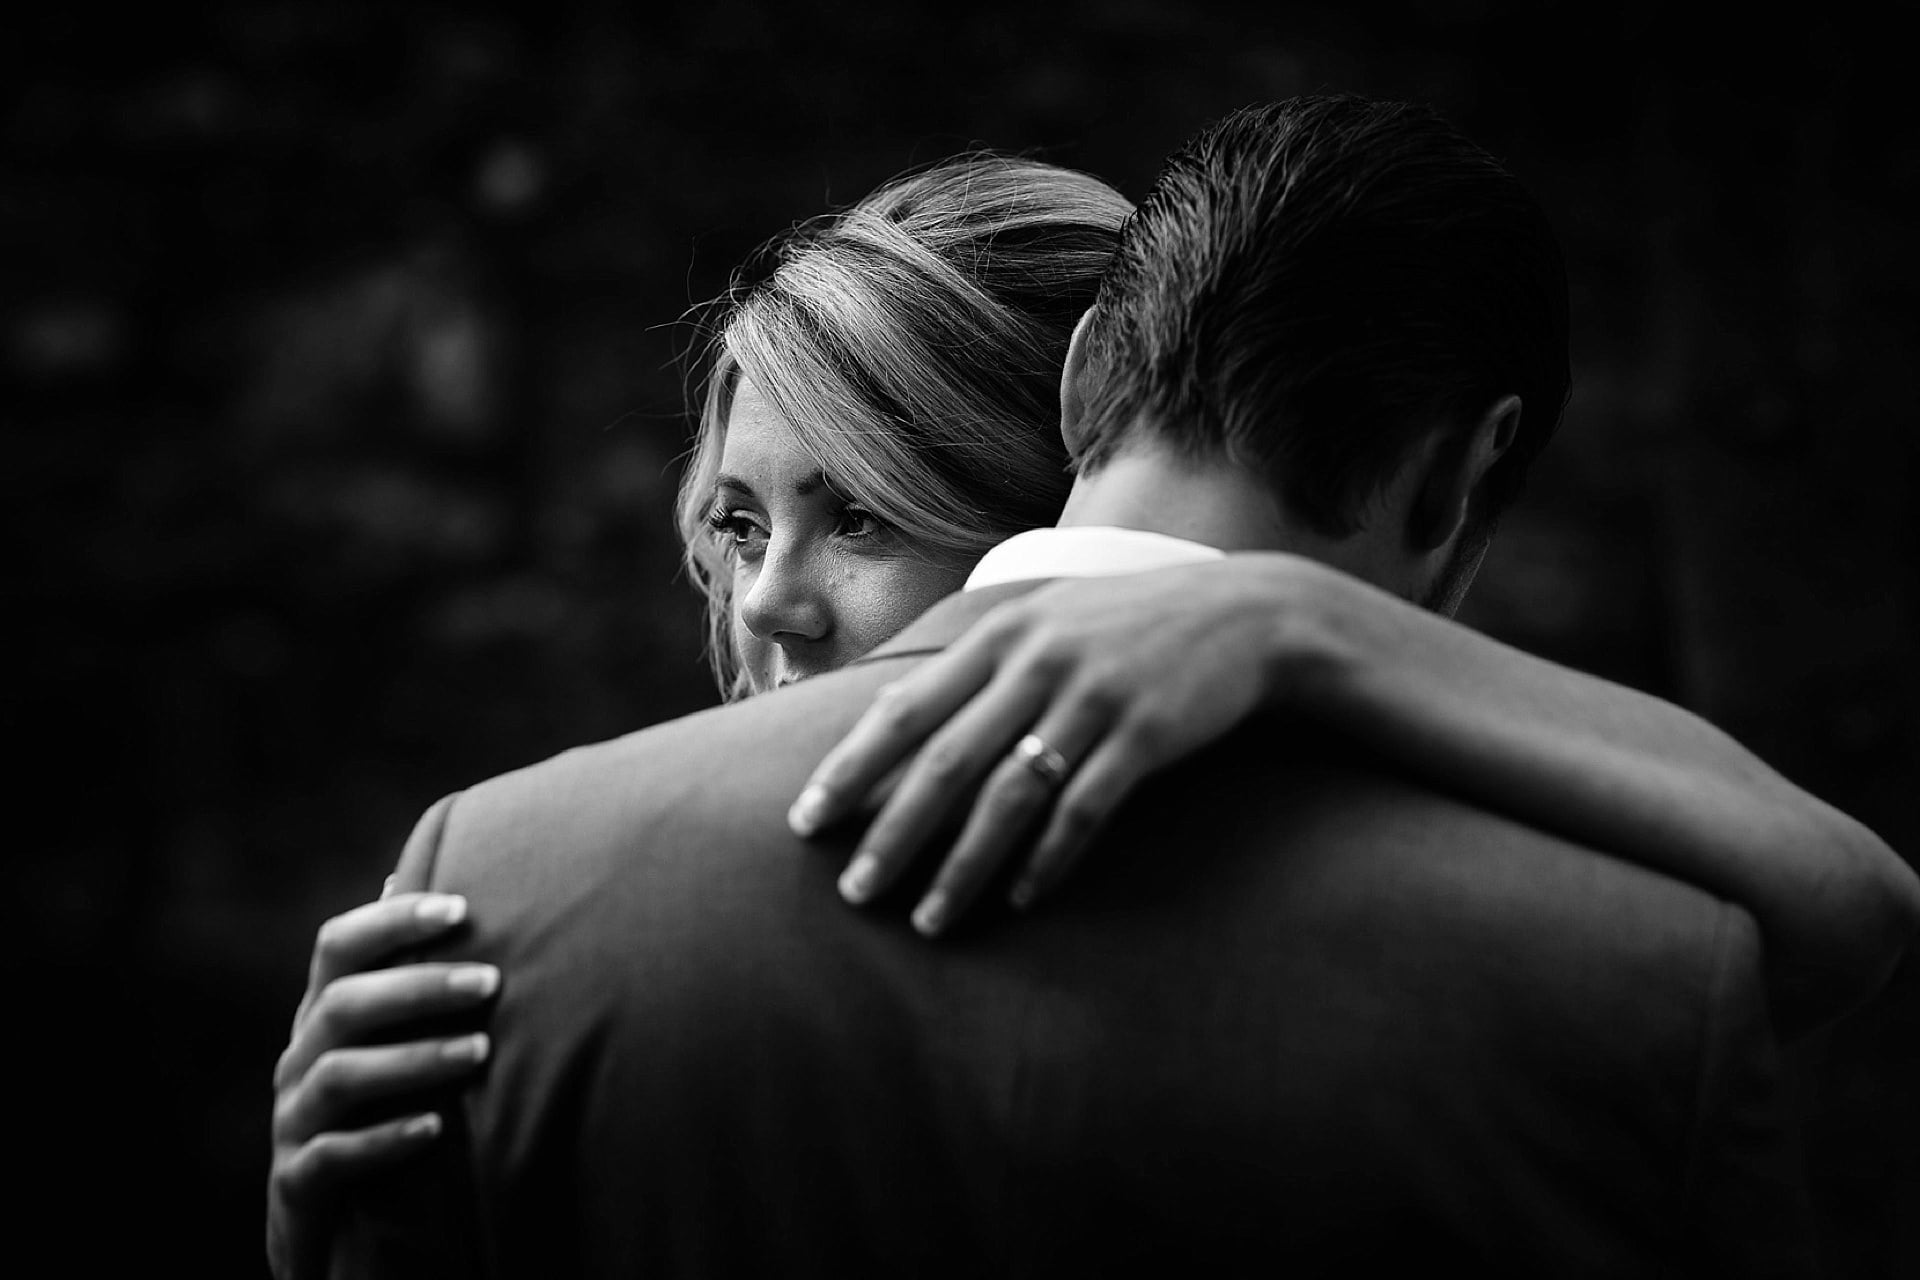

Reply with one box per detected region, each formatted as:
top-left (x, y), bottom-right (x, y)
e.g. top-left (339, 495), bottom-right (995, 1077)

top-left (269, 96), bottom-right (1918, 1276)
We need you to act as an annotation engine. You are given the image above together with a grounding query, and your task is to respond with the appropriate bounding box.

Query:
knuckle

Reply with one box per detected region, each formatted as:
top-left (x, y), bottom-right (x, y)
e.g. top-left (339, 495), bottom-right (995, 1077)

top-left (310, 979), bottom-right (356, 1029)
top-left (1055, 792), bottom-right (1103, 837)
top-left (857, 802), bottom-right (915, 851)
top-left (291, 1135), bottom-right (346, 1190)
top-left (1074, 678), bottom-right (1126, 722)
top-left (988, 766), bottom-right (1048, 812)
top-left (302, 1053), bottom-right (348, 1110)
top-left (313, 915), bottom-right (349, 958)
top-left (936, 837), bottom-right (984, 875)
top-left (915, 737), bottom-right (972, 787)
top-left (866, 690), bottom-right (919, 741)
top-left (1017, 636), bottom-right (1073, 682)
top-left (939, 831), bottom-right (1003, 881)
top-left (978, 602), bottom-right (1031, 646)
top-left (270, 1088), bottom-right (304, 1139)
top-left (938, 848), bottom-right (993, 890)
top-left (272, 1151), bottom-right (311, 1200)
top-left (1121, 711), bottom-right (1171, 757)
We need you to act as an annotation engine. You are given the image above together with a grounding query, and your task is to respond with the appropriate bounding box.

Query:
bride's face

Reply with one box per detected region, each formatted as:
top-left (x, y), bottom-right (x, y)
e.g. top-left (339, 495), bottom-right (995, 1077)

top-left (707, 379), bottom-right (972, 695)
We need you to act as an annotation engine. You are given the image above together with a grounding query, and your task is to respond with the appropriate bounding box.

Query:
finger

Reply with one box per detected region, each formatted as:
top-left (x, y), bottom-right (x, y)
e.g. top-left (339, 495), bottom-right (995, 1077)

top-left (835, 657), bottom-right (1057, 908)
top-left (274, 1111), bottom-right (447, 1208)
top-left (303, 894), bottom-right (470, 1010)
top-left (790, 618), bottom-right (1012, 837)
top-left (1008, 729), bottom-right (1153, 910)
top-left (279, 963), bottom-right (499, 1090)
top-left (910, 698), bottom-right (1116, 937)
top-left (277, 1035), bottom-right (489, 1145)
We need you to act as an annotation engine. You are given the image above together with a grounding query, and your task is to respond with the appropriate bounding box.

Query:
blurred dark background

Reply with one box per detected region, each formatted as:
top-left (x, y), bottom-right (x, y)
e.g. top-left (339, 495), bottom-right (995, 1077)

top-left (7, 1), bottom-right (1914, 1274)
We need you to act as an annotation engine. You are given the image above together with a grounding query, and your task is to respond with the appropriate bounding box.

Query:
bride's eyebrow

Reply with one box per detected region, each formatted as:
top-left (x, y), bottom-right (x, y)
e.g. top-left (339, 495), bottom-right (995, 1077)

top-left (711, 475), bottom-right (756, 504)
top-left (713, 471), bottom-right (833, 500)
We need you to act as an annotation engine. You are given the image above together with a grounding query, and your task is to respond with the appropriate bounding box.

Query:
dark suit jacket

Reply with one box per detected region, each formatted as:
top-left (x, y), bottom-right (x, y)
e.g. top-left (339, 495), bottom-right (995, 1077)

top-left (338, 582), bottom-right (1815, 1278)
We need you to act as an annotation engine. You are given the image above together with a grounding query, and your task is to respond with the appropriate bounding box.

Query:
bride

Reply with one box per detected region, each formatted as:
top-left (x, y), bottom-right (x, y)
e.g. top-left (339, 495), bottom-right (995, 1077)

top-left (268, 151), bottom-right (1916, 1279)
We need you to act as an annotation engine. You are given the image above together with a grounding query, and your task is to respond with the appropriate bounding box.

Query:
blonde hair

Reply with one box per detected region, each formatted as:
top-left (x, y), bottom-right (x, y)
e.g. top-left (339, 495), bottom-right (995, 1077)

top-left (677, 154), bottom-right (1132, 697)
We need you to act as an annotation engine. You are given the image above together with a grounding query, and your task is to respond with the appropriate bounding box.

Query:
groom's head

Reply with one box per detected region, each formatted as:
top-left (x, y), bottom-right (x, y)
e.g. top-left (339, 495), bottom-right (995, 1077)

top-left (1059, 95), bottom-right (1570, 613)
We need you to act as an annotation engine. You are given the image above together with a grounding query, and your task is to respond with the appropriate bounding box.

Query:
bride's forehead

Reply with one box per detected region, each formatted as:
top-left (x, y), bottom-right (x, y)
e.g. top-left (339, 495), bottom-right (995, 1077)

top-left (721, 379), bottom-right (806, 457)
top-left (718, 379), bottom-right (838, 494)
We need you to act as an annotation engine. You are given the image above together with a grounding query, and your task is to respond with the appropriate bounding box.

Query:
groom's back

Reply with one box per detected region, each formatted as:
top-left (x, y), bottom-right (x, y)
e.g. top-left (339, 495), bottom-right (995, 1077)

top-left (344, 619), bottom-right (1811, 1278)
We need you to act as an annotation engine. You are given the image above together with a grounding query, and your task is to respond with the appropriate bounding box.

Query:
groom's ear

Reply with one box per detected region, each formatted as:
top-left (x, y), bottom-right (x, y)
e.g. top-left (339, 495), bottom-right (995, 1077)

top-left (1406, 394), bottom-right (1522, 552)
top-left (1058, 309), bottom-right (1098, 450)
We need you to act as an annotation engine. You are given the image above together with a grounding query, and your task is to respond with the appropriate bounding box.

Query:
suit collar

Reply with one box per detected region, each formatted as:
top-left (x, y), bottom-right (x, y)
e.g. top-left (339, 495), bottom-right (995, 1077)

top-left (964, 525), bottom-right (1224, 589)
top-left (852, 525), bottom-right (1224, 667)
top-left (848, 580), bottom-right (1049, 668)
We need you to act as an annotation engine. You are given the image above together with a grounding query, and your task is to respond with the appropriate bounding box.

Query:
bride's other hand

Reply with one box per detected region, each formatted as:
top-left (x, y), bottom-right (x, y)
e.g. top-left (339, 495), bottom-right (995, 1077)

top-left (789, 560), bottom-right (1309, 936)
top-left (267, 894), bottom-right (498, 1280)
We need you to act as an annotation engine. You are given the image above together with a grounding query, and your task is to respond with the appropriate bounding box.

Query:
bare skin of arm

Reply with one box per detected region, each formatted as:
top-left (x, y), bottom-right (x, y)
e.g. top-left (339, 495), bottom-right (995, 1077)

top-left (793, 554), bottom-right (1920, 1037)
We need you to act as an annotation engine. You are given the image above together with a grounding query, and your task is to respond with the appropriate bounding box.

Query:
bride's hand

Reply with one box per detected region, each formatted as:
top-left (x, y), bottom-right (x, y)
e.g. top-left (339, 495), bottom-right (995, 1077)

top-left (790, 558), bottom-right (1326, 936)
top-left (267, 892), bottom-right (499, 1280)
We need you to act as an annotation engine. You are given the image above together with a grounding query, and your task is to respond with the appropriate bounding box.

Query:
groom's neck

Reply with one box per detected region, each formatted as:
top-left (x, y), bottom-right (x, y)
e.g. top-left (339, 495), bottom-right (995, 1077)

top-left (1057, 442), bottom-right (1339, 559)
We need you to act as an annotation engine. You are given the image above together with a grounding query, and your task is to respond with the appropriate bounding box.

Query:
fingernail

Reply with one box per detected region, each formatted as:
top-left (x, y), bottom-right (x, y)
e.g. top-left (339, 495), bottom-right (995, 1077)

top-left (1009, 880), bottom-right (1036, 910)
top-left (913, 892), bottom-right (949, 937)
top-left (788, 785), bottom-right (830, 837)
top-left (416, 895), bottom-right (467, 926)
top-left (839, 856), bottom-right (877, 904)
top-left (447, 964), bottom-right (499, 997)
top-left (443, 1033), bottom-right (489, 1063)
top-left (404, 1113), bottom-right (443, 1138)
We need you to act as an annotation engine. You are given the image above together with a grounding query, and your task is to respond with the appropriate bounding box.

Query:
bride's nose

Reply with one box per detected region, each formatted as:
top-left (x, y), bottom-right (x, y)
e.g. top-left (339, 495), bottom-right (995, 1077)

top-left (738, 541), bottom-right (831, 646)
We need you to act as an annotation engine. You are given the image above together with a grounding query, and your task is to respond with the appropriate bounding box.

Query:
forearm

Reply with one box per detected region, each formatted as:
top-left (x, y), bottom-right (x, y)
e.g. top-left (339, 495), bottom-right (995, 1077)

top-left (1264, 555), bottom-right (1919, 1032)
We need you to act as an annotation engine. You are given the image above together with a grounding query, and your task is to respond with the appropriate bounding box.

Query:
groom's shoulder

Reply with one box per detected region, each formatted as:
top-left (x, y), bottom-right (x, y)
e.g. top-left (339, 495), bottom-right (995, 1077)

top-left (1139, 722), bottom-right (1754, 979)
top-left (452, 582), bottom-right (1028, 836)
top-left (407, 656), bottom-right (905, 884)
top-left (519, 656), bottom-right (898, 800)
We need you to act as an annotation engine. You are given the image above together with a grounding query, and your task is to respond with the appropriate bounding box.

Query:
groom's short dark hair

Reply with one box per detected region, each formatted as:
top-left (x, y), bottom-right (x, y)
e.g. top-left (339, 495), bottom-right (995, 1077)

top-left (1072, 95), bottom-right (1570, 538)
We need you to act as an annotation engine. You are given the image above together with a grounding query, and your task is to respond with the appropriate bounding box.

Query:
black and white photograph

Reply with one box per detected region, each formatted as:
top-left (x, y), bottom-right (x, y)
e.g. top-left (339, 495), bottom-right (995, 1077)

top-left (10, 2), bottom-right (1916, 1275)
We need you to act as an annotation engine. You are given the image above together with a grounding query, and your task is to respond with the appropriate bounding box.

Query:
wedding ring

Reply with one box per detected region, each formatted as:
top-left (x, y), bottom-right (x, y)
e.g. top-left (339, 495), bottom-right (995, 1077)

top-left (1009, 733), bottom-right (1071, 789)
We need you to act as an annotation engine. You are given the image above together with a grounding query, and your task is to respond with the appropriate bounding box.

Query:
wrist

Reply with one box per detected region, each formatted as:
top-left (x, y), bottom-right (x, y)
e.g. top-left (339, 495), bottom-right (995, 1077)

top-left (1245, 553), bottom-right (1353, 715)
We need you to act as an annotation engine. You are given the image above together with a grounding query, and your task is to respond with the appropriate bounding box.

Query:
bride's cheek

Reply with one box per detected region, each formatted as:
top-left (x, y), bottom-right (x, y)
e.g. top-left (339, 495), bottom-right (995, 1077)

top-left (863, 564), bottom-right (960, 650)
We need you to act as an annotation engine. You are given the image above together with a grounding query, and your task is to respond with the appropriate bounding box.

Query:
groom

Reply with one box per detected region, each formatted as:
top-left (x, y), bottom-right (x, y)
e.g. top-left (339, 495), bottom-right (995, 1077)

top-left (339, 97), bottom-right (1813, 1276)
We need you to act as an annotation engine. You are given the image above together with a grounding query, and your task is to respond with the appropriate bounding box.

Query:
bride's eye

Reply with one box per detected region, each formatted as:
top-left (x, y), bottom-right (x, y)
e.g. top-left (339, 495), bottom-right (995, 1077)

top-left (835, 505), bottom-right (886, 539)
top-left (705, 506), bottom-right (768, 560)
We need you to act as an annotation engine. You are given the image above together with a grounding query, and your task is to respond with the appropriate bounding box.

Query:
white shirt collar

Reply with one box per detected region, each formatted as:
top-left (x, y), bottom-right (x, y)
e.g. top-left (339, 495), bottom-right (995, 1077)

top-left (964, 526), bottom-right (1226, 590)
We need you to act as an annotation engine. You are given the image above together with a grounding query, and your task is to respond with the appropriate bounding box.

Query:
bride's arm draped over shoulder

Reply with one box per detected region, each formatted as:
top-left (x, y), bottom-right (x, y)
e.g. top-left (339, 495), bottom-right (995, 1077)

top-left (791, 554), bottom-right (1920, 1038)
